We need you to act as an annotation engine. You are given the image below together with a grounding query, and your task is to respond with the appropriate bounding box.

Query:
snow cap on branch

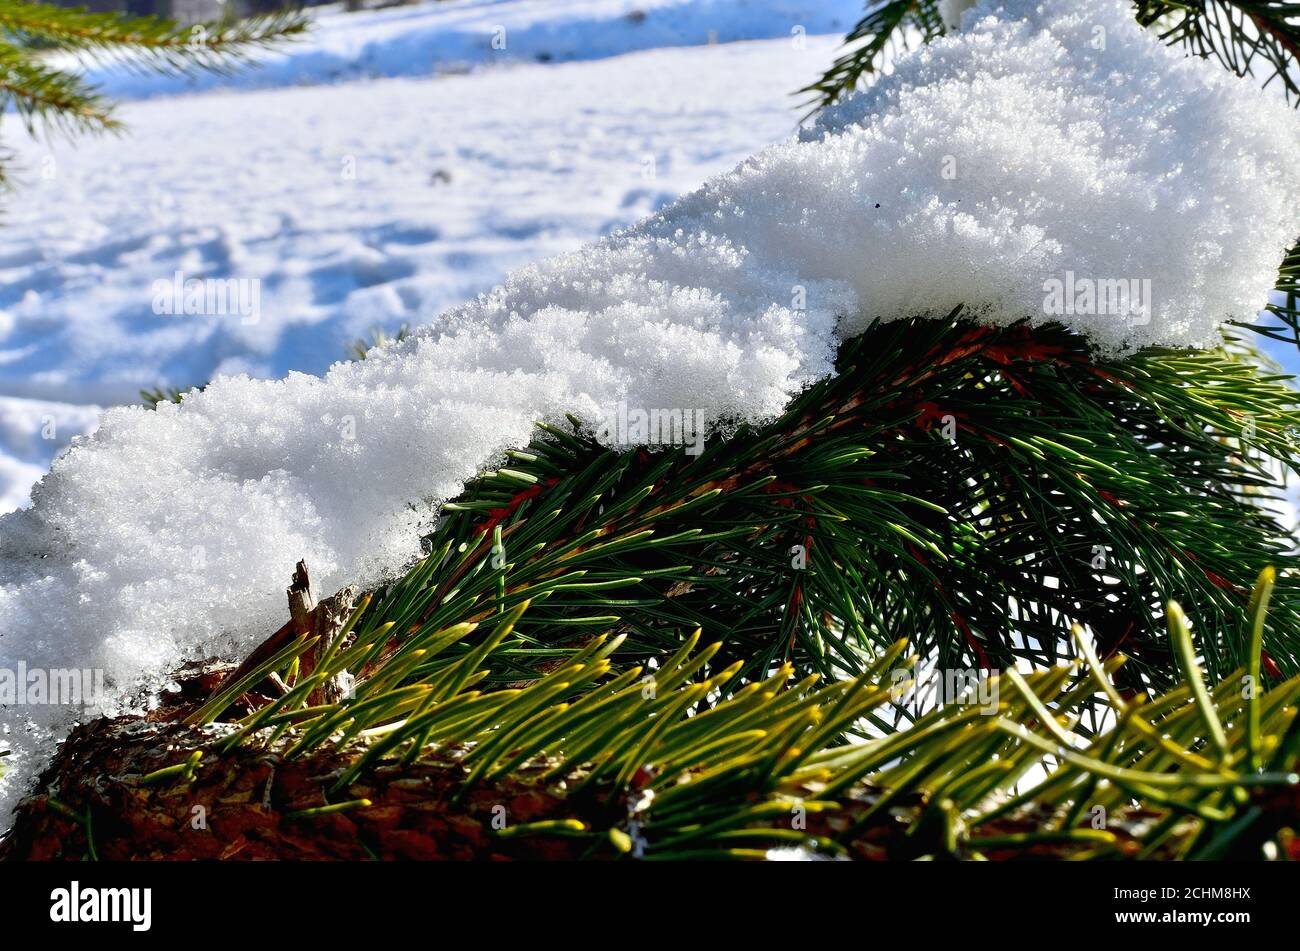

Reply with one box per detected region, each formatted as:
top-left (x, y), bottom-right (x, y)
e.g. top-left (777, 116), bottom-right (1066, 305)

top-left (809, 0), bottom-right (1300, 354)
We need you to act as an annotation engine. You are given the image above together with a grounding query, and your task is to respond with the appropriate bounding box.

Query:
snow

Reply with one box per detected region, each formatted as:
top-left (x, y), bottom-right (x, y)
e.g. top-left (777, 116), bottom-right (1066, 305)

top-left (808, 0), bottom-right (1300, 354)
top-left (2, 0), bottom-right (1299, 823)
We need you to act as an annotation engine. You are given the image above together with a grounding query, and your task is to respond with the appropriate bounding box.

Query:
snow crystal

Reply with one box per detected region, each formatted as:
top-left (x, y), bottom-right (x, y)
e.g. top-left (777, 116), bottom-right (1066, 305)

top-left (2, 0), bottom-right (1297, 822)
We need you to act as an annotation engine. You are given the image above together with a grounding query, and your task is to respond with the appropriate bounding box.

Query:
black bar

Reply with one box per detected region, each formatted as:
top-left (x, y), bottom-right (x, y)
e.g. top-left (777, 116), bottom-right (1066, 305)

top-left (0, 860), bottom-right (1286, 938)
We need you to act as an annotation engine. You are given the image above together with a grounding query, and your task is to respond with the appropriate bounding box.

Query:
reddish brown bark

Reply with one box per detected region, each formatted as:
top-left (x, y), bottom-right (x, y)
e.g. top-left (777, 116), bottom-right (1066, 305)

top-left (1, 718), bottom-right (594, 861)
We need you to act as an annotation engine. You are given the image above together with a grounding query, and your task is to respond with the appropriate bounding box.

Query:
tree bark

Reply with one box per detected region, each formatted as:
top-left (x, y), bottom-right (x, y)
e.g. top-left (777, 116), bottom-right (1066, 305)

top-left (0, 717), bottom-right (595, 860)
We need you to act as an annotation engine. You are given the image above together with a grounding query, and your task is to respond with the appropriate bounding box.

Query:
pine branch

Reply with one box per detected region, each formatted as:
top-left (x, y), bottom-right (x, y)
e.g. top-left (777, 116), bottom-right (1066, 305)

top-left (0, 1), bottom-right (306, 182)
top-left (1135, 1), bottom-right (1300, 104)
top-left (0, 43), bottom-right (119, 135)
top-left (277, 317), bottom-right (1300, 697)
top-left (8, 575), bottom-right (1299, 860)
top-left (0, 1), bottom-right (309, 76)
top-left (139, 384), bottom-right (186, 408)
top-left (797, 0), bottom-right (945, 114)
top-left (1236, 238), bottom-right (1300, 350)
top-left (347, 323), bottom-right (411, 362)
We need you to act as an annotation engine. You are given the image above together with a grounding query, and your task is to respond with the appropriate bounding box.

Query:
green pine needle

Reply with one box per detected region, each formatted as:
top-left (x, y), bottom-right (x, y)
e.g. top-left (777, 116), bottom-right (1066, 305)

top-left (0, 0), bottom-right (306, 176)
top-left (177, 574), bottom-right (1300, 860)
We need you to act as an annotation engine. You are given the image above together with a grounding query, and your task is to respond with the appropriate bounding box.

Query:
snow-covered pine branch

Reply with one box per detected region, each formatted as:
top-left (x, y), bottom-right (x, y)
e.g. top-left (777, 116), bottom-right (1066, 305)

top-left (1, 0), bottom-right (1297, 824)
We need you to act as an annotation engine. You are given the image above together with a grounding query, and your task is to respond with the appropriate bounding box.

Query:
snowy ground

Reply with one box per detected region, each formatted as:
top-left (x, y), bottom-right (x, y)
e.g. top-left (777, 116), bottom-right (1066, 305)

top-left (72, 0), bottom-right (860, 98)
top-left (0, 0), bottom-right (858, 512)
